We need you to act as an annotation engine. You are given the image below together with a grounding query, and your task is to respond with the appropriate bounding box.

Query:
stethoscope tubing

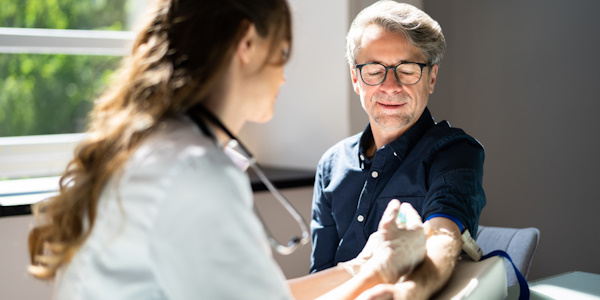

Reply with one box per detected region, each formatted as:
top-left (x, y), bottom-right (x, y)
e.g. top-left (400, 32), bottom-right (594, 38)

top-left (187, 104), bottom-right (310, 255)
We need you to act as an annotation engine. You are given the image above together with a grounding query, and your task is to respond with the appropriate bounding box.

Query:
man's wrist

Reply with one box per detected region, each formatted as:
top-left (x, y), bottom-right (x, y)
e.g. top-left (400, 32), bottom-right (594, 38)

top-left (399, 256), bottom-right (439, 293)
top-left (401, 220), bottom-right (462, 298)
top-left (394, 270), bottom-right (432, 300)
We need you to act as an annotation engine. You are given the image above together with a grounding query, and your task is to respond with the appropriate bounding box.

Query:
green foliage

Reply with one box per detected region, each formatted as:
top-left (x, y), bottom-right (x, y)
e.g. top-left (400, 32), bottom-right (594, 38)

top-left (0, 0), bottom-right (129, 137)
top-left (0, 54), bottom-right (120, 136)
top-left (0, 0), bottom-right (127, 30)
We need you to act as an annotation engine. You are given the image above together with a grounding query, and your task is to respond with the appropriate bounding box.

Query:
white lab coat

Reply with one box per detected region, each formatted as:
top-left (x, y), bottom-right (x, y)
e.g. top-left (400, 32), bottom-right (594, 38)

top-left (54, 116), bottom-right (292, 300)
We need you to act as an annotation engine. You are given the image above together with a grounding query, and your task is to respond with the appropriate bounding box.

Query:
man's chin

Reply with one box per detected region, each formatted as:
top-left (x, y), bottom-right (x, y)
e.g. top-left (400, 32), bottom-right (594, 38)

top-left (372, 116), bottom-right (413, 131)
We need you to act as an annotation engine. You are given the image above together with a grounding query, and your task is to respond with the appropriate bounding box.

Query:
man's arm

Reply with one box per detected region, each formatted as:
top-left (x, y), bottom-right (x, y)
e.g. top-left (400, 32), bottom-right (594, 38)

top-left (288, 266), bottom-right (353, 300)
top-left (356, 137), bottom-right (484, 300)
top-left (396, 217), bottom-right (462, 299)
top-left (391, 139), bottom-right (484, 298)
top-left (310, 160), bottom-right (340, 272)
top-left (354, 217), bottom-right (462, 300)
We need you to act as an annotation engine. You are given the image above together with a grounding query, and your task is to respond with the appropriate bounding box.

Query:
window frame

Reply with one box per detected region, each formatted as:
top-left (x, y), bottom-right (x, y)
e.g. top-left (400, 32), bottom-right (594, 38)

top-left (0, 27), bottom-right (135, 180)
top-left (0, 27), bottom-right (134, 56)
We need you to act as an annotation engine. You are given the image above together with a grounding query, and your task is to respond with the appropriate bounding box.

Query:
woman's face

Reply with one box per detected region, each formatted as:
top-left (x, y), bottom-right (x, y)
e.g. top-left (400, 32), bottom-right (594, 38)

top-left (242, 39), bottom-right (289, 124)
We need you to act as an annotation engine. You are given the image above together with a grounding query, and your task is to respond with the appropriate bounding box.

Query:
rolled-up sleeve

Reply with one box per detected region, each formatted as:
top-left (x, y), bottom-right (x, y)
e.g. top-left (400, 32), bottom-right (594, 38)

top-left (422, 138), bottom-right (486, 235)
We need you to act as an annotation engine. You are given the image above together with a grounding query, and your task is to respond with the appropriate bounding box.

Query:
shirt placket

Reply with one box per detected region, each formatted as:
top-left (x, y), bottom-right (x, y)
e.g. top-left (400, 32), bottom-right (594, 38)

top-left (354, 147), bottom-right (389, 230)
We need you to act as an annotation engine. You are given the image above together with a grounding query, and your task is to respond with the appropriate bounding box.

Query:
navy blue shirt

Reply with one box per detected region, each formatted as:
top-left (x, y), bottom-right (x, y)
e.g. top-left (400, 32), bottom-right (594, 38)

top-left (310, 108), bottom-right (486, 272)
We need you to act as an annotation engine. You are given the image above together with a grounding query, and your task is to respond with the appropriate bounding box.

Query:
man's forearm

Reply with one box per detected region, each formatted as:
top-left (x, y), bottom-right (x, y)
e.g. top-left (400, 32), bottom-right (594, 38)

top-left (288, 260), bottom-right (391, 300)
top-left (397, 217), bottom-right (463, 299)
top-left (288, 266), bottom-right (353, 300)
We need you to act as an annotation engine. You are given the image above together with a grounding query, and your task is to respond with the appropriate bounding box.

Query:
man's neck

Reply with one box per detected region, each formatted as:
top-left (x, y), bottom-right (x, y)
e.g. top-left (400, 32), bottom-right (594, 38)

top-left (366, 125), bottom-right (410, 157)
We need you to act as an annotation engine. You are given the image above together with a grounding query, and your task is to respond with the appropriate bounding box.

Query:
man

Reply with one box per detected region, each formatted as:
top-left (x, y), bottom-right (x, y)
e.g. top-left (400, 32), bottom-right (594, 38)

top-left (310, 1), bottom-right (486, 298)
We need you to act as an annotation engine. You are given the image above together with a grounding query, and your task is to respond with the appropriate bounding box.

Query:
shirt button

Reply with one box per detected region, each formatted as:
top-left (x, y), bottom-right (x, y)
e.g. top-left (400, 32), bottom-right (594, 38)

top-left (371, 171), bottom-right (379, 178)
top-left (359, 154), bottom-right (365, 161)
top-left (393, 152), bottom-right (397, 157)
top-left (357, 215), bottom-right (364, 222)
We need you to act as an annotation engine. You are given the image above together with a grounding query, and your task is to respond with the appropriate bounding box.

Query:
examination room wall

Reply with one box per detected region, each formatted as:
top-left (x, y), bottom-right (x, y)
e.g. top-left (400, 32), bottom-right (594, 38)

top-left (424, 0), bottom-right (600, 280)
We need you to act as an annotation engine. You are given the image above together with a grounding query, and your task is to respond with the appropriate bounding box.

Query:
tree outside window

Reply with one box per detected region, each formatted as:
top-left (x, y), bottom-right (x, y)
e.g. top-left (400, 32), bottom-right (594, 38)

top-left (0, 0), bottom-right (135, 137)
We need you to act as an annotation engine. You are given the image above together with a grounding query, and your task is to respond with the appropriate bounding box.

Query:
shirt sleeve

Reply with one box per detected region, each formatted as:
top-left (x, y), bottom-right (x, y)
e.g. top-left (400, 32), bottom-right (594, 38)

top-left (309, 158), bottom-right (340, 273)
top-left (148, 155), bottom-right (292, 300)
top-left (422, 137), bottom-right (486, 235)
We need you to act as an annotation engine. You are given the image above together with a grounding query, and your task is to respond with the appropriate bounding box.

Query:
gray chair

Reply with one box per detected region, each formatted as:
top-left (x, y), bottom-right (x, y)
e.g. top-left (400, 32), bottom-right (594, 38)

top-left (475, 225), bottom-right (540, 286)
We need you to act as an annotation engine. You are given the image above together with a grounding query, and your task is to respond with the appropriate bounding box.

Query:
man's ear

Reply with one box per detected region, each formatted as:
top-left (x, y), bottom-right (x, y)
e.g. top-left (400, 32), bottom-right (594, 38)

top-left (236, 23), bottom-right (258, 65)
top-left (351, 68), bottom-right (361, 95)
top-left (428, 64), bottom-right (439, 94)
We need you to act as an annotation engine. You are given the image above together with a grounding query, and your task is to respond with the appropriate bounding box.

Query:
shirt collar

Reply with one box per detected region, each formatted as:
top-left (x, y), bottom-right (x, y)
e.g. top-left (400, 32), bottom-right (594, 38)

top-left (358, 107), bottom-right (436, 165)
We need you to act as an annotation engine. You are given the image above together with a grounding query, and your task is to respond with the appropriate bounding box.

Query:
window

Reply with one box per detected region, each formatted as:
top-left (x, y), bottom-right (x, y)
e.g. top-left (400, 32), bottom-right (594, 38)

top-left (0, 0), bottom-right (143, 181)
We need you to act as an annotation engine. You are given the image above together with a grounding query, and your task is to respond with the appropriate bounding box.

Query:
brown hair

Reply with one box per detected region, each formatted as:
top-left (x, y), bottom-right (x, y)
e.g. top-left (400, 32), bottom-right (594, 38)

top-left (28, 0), bottom-right (292, 279)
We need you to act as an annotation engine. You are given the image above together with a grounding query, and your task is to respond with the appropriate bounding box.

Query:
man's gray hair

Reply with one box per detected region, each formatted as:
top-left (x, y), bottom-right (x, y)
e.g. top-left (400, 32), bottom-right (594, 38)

top-left (346, 0), bottom-right (446, 67)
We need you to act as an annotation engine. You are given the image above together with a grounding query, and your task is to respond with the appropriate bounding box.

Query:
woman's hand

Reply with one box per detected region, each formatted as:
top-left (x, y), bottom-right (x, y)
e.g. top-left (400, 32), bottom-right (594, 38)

top-left (338, 200), bottom-right (426, 283)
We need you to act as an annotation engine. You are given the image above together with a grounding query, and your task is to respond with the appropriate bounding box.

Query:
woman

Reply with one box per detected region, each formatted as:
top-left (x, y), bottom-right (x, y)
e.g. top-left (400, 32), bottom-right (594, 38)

top-left (27, 0), bottom-right (426, 299)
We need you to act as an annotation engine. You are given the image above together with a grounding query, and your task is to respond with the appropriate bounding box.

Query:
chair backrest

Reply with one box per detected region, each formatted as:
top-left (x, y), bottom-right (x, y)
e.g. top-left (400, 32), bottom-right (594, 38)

top-left (475, 225), bottom-right (540, 286)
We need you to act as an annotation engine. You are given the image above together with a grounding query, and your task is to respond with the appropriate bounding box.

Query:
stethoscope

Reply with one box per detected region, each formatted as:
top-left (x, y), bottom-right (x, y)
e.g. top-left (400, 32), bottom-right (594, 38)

top-left (187, 104), bottom-right (310, 255)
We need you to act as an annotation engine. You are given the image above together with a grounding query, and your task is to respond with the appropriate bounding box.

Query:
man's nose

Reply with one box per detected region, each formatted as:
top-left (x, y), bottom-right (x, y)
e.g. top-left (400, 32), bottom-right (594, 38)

top-left (380, 68), bottom-right (402, 91)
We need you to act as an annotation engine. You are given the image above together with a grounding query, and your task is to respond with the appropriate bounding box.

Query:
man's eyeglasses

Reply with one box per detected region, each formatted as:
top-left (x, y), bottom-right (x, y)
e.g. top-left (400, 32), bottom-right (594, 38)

top-left (355, 62), bottom-right (428, 86)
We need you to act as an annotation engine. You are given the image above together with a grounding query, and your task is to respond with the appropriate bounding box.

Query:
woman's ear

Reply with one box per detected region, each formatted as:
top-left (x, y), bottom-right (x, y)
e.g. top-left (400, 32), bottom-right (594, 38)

top-left (236, 23), bottom-right (258, 65)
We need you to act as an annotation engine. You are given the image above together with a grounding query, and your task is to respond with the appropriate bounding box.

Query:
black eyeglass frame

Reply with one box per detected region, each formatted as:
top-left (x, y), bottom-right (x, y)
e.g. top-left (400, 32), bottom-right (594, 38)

top-left (355, 62), bottom-right (429, 86)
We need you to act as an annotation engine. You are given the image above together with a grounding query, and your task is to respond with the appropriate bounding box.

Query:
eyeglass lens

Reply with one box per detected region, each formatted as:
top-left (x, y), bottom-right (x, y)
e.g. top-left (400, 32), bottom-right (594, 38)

top-left (360, 63), bottom-right (423, 86)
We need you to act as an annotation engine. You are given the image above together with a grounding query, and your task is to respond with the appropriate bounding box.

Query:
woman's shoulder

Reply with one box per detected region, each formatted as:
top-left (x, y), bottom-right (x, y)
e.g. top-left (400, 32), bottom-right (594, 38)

top-left (118, 116), bottom-right (241, 192)
top-left (133, 116), bottom-right (220, 166)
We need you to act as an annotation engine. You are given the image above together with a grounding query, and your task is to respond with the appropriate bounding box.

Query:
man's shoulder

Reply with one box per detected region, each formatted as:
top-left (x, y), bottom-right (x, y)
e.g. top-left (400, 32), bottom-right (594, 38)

top-left (412, 121), bottom-right (484, 165)
top-left (317, 131), bottom-right (362, 168)
top-left (425, 121), bottom-right (483, 151)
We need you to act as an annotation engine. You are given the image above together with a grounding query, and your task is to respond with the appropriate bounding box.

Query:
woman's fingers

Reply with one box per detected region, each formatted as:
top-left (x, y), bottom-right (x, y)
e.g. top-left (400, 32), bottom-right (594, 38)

top-left (399, 202), bottom-right (423, 230)
top-left (378, 199), bottom-right (401, 232)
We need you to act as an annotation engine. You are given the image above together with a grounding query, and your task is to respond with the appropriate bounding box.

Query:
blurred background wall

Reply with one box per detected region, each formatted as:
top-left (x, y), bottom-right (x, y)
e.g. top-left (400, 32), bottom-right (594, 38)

top-left (424, 0), bottom-right (600, 280)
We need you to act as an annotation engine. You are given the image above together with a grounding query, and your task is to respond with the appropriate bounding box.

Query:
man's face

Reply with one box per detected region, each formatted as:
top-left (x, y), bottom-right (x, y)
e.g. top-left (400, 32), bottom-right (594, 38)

top-left (352, 24), bottom-right (438, 133)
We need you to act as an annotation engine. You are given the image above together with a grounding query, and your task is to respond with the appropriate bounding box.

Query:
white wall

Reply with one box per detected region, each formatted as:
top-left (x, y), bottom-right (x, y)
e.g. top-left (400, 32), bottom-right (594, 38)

top-left (0, 215), bottom-right (54, 299)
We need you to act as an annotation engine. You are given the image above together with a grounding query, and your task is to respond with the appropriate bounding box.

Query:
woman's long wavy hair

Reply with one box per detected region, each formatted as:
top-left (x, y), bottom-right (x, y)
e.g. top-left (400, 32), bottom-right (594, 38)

top-left (27, 0), bottom-right (292, 279)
